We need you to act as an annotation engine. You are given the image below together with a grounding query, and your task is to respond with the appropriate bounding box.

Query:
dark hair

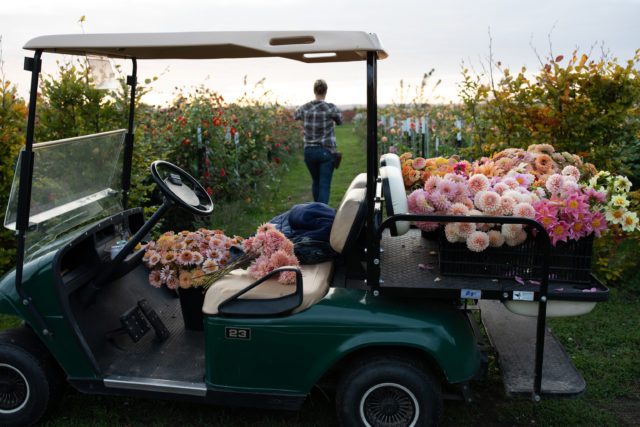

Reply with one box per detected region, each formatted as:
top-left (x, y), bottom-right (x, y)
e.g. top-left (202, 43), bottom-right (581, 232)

top-left (313, 79), bottom-right (328, 95)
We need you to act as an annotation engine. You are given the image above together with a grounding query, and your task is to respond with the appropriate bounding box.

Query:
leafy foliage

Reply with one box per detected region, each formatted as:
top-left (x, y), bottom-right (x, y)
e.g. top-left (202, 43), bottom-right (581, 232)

top-left (0, 45), bottom-right (27, 272)
top-left (458, 49), bottom-right (640, 183)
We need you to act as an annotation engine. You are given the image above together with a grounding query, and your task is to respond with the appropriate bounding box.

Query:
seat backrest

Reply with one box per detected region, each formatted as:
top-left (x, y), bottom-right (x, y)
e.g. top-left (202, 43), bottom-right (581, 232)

top-left (337, 173), bottom-right (367, 208)
top-left (380, 153), bottom-right (402, 170)
top-left (330, 187), bottom-right (367, 254)
top-left (380, 165), bottom-right (410, 236)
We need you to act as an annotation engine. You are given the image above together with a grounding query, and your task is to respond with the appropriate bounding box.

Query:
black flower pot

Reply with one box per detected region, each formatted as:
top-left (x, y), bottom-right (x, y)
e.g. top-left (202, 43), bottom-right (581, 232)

top-left (178, 287), bottom-right (205, 331)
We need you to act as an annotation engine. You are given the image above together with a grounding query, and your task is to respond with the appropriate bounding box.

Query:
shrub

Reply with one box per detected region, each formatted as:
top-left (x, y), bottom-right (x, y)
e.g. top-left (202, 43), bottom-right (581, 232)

top-left (458, 49), bottom-right (640, 184)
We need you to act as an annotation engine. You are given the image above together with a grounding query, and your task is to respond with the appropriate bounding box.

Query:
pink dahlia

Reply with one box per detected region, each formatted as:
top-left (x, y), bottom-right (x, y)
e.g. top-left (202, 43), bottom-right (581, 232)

top-left (408, 190), bottom-right (434, 214)
top-left (562, 192), bottom-right (590, 219)
top-left (568, 215), bottom-right (590, 240)
top-left (493, 182), bottom-right (510, 195)
top-left (501, 223), bottom-right (523, 239)
top-left (429, 190), bottom-right (452, 212)
top-left (265, 228), bottom-right (288, 255)
top-left (477, 191), bottom-right (501, 213)
top-left (159, 265), bottom-right (175, 282)
top-left (147, 252), bottom-right (161, 267)
top-left (192, 252), bottom-right (204, 265)
top-left (466, 231), bottom-right (490, 252)
top-left (436, 179), bottom-right (458, 200)
top-left (562, 165), bottom-right (580, 181)
top-left (549, 221), bottom-right (571, 246)
top-left (502, 177), bottom-right (520, 190)
top-left (498, 195), bottom-right (516, 216)
top-left (505, 230), bottom-right (528, 247)
top-left (487, 230), bottom-right (505, 247)
top-left (412, 157), bottom-right (427, 170)
top-left (424, 175), bottom-right (440, 191)
top-left (545, 174), bottom-right (565, 195)
top-left (454, 221), bottom-right (476, 238)
top-left (448, 203), bottom-right (470, 216)
top-left (444, 223), bottom-right (460, 243)
top-left (177, 250), bottom-right (195, 266)
top-left (468, 174), bottom-right (490, 195)
top-left (149, 270), bottom-right (163, 288)
top-left (513, 203), bottom-right (535, 219)
top-left (590, 211), bottom-right (607, 238)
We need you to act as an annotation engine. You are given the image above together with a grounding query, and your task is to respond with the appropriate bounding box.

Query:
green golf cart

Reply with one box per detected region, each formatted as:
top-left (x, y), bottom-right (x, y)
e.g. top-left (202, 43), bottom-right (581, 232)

top-left (0, 31), bottom-right (608, 426)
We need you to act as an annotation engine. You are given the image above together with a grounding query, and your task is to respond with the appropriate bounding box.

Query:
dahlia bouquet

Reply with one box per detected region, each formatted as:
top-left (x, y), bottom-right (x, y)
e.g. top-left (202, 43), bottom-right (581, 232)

top-left (143, 229), bottom-right (243, 289)
top-left (241, 223), bottom-right (300, 285)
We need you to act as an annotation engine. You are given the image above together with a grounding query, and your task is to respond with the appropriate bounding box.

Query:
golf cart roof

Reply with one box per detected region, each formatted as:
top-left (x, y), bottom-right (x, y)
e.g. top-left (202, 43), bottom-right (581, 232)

top-left (23, 30), bottom-right (388, 62)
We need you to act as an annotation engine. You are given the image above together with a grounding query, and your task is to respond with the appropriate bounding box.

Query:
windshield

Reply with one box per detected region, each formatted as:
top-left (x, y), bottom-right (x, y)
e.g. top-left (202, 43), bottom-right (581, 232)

top-left (5, 130), bottom-right (126, 258)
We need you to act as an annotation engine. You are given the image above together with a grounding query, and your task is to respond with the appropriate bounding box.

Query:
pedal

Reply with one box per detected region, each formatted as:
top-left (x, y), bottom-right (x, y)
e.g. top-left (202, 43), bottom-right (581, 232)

top-left (120, 305), bottom-right (150, 342)
top-left (138, 299), bottom-right (170, 342)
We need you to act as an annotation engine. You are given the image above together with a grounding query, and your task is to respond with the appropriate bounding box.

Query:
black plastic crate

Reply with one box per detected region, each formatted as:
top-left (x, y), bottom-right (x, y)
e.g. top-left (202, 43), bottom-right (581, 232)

top-left (438, 229), bottom-right (593, 284)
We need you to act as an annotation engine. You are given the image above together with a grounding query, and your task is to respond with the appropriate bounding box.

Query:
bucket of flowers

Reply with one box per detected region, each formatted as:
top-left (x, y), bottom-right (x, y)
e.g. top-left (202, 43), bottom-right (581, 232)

top-left (403, 144), bottom-right (639, 283)
top-left (143, 229), bottom-right (244, 330)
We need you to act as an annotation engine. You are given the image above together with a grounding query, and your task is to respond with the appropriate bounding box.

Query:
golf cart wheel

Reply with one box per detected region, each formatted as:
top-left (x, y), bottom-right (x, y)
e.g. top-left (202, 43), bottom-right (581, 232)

top-left (0, 328), bottom-right (63, 426)
top-left (336, 355), bottom-right (442, 427)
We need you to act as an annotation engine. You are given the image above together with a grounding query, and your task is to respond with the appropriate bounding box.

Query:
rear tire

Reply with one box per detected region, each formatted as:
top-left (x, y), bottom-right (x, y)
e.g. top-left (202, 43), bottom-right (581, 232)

top-left (336, 355), bottom-right (442, 427)
top-left (0, 328), bottom-right (63, 426)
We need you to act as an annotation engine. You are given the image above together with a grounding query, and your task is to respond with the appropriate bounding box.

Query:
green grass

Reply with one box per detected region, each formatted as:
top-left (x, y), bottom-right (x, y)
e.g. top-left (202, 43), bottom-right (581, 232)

top-left (4, 122), bottom-right (640, 425)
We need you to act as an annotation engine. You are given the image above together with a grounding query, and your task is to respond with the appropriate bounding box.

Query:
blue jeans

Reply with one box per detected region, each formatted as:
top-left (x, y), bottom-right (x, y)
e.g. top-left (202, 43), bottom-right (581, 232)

top-left (304, 146), bottom-right (334, 204)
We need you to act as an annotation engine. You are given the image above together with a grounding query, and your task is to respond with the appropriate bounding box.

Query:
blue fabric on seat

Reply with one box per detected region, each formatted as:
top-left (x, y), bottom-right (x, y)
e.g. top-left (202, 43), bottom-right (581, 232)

top-left (270, 202), bottom-right (336, 242)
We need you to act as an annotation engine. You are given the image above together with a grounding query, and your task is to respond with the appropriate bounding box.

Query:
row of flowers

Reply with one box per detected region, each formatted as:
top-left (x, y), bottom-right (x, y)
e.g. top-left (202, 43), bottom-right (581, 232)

top-left (137, 87), bottom-right (303, 202)
top-left (399, 143), bottom-right (638, 252)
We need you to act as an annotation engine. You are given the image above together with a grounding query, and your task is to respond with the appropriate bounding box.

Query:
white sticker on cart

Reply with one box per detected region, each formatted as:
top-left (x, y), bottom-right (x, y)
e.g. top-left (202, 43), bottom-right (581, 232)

top-left (513, 291), bottom-right (535, 301)
top-left (461, 289), bottom-right (482, 299)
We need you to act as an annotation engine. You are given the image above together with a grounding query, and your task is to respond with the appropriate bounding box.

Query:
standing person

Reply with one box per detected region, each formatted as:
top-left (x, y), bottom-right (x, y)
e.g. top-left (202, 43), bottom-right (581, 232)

top-left (294, 79), bottom-right (344, 204)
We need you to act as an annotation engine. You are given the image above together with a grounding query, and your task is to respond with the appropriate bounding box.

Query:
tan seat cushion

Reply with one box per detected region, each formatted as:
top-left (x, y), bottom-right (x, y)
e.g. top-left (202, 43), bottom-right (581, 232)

top-left (330, 187), bottom-right (366, 254)
top-left (202, 261), bottom-right (334, 315)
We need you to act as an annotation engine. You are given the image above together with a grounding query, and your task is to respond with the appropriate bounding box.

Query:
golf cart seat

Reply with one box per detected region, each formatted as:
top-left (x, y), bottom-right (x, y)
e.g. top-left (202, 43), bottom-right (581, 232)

top-left (202, 261), bottom-right (334, 316)
top-left (203, 183), bottom-right (367, 316)
top-left (380, 165), bottom-right (409, 236)
top-left (380, 153), bottom-right (402, 170)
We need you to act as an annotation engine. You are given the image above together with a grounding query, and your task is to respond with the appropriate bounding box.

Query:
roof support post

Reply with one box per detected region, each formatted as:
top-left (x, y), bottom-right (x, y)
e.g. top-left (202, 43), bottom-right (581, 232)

top-left (121, 58), bottom-right (137, 210)
top-left (365, 51), bottom-right (380, 291)
top-left (15, 50), bottom-right (51, 336)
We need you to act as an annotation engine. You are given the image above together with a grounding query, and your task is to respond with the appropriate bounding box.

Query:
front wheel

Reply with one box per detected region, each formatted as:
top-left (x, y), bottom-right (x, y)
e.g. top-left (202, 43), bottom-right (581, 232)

top-left (336, 356), bottom-right (442, 427)
top-left (0, 328), bottom-right (63, 426)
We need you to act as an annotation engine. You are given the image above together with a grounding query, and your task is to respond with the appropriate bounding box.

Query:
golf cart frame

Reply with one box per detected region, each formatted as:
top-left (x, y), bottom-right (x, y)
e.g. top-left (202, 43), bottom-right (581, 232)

top-left (1, 31), bottom-right (607, 426)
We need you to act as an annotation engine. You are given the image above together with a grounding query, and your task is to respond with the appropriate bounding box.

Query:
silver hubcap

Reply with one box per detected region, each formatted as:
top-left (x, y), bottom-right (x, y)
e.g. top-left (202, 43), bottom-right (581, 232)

top-left (359, 382), bottom-right (419, 427)
top-left (0, 363), bottom-right (30, 414)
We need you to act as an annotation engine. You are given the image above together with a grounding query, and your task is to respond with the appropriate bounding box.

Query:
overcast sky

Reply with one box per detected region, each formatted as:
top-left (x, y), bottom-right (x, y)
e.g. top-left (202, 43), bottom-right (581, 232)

top-left (1, 0), bottom-right (639, 106)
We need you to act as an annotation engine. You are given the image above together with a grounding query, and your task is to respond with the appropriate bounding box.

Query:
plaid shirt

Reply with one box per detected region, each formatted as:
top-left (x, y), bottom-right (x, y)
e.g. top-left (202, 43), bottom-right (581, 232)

top-left (294, 100), bottom-right (344, 152)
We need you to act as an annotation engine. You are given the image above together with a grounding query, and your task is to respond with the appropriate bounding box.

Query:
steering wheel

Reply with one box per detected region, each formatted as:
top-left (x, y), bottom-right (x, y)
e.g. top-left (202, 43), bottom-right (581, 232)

top-left (150, 160), bottom-right (213, 216)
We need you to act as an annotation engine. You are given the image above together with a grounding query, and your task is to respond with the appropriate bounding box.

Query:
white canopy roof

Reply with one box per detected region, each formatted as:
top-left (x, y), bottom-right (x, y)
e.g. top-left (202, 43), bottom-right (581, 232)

top-left (23, 31), bottom-right (387, 62)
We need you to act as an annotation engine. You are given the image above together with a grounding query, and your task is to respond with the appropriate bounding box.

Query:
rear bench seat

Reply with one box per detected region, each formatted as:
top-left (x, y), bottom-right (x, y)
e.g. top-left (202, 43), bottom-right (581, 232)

top-left (202, 176), bottom-right (367, 317)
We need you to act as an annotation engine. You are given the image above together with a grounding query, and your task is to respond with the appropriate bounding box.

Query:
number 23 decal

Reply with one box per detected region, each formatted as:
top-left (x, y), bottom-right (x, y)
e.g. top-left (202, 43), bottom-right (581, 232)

top-left (225, 327), bottom-right (251, 340)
